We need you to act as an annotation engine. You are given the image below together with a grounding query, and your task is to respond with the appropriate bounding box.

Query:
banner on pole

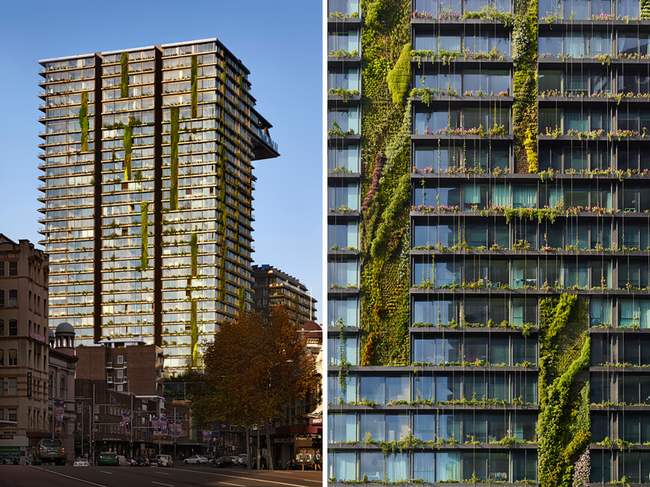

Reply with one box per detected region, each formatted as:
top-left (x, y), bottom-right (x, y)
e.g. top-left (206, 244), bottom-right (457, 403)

top-left (54, 401), bottom-right (65, 436)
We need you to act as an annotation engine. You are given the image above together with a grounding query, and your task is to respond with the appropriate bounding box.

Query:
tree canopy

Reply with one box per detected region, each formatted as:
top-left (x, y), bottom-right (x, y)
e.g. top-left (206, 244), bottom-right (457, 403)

top-left (191, 307), bottom-right (318, 430)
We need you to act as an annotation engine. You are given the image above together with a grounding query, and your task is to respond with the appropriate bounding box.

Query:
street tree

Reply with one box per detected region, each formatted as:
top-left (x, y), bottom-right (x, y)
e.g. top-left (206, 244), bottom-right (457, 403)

top-left (190, 306), bottom-right (318, 470)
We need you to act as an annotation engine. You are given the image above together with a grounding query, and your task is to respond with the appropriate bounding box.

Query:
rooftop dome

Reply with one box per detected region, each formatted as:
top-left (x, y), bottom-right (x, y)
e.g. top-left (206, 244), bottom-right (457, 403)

top-left (55, 322), bottom-right (75, 336)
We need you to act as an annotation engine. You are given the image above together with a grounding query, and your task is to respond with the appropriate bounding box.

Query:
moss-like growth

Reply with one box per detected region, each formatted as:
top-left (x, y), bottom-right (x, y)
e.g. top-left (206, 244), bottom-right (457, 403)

top-left (190, 300), bottom-right (198, 368)
top-left (140, 202), bottom-right (148, 269)
top-left (238, 287), bottom-right (246, 315)
top-left (217, 145), bottom-right (228, 302)
top-left (190, 233), bottom-right (198, 277)
top-left (358, 0), bottom-right (411, 366)
top-left (511, 0), bottom-right (538, 172)
top-left (123, 125), bottom-right (132, 181)
top-left (191, 55), bottom-right (198, 118)
top-left (170, 106), bottom-right (179, 210)
top-left (120, 52), bottom-right (129, 98)
top-left (537, 294), bottom-right (591, 487)
top-left (642, 0), bottom-right (650, 19)
top-left (79, 92), bottom-right (89, 152)
top-left (386, 43), bottom-right (411, 105)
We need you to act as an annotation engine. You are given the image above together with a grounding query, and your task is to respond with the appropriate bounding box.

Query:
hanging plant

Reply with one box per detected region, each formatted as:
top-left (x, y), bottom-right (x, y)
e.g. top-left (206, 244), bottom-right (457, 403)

top-left (140, 202), bottom-right (148, 269)
top-left (79, 92), bottom-right (89, 152)
top-left (191, 55), bottom-right (198, 118)
top-left (120, 52), bottom-right (129, 98)
top-left (170, 106), bottom-right (180, 210)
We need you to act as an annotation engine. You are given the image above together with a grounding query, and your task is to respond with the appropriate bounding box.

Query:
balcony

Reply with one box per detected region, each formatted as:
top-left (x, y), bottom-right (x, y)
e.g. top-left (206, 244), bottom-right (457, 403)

top-left (106, 361), bottom-right (113, 369)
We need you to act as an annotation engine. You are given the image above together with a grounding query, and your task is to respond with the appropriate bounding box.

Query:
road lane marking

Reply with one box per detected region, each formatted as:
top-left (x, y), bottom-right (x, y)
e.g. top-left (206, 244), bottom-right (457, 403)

top-left (100, 470), bottom-right (113, 474)
top-left (219, 483), bottom-right (244, 486)
top-left (188, 470), bottom-right (315, 486)
top-left (151, 482), bottom-right (174, 487)
top-left (153, 471), bottom-right (170, 475)
top-left (35, 467), bottom-right (107, 486)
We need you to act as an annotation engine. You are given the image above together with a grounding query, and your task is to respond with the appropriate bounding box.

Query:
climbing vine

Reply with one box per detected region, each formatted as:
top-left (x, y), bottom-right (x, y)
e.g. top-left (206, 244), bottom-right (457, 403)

top-left (123, 125), bottom-right (132, 181)
top-left (358, 0), bottom-right (411, 366)
top-left (140, 202), bottom-right (148, 269)
top-left (120, 52), bottom-right (129, 98)
top-left (190, 299), bottom-right (198, 368)
top-left (537, 294), bottom-right (591, 487)
top-left (79, 92), bottom-right (89, 152)
top-left (217, 145), bottom-right (228, 302)
top-left (512, 0), bottom-right (538, 173)
top-left (642, 0), bottom-right (650, 18)
top-left (190, 233), bottom-right (198, 277)
top-left (170, 106), bottom-right (179, 210)
top-left (191, 55), bottom-right (198, 118)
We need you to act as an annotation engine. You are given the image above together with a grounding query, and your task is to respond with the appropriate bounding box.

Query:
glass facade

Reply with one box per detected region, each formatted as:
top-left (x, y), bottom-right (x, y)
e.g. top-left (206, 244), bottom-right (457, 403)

top-left (39, 40), bottom-right (278, 375)
top-left (328, 0), bottom-right (650, 483)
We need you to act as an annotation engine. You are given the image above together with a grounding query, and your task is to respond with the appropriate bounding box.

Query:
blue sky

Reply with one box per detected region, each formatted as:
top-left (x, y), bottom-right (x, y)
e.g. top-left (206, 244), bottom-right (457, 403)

top-left (0, 1), bottom-right (323, 320)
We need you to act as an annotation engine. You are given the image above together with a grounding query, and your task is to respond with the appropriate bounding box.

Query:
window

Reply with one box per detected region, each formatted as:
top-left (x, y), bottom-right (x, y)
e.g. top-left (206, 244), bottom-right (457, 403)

top-left (0, 350), bottom-right (4, 366)
top-left (0, 378), bottom-right (3, 396)
top-left (8, 262), bottom-right (17, 276)
top-left (8, 349), bottom-right (17, 366)
top-left (117, 355), bottom-right (124, 365)
top-left (60, 376), bottom-right (67, 398)
top-left (0, 320), bottom-right (3, 336)
top-left (328, 297), bottom-right (359, 328)
top-left (0, 263), bottom-right (3, 276)
top-left (328, 142), bottom-right (360, 172)
top-left (328, 222), bottom-right (359, 250)
top-left (8, 290), bottom-right (17, 307)
top-left (8, 320), bottom-right (17, 336)
top-left (8, 409), bottom-right (16, 423)
top-left (8, 378), bottom-right (17, 395)
top-left (0, 290), bottom-right (4, 307)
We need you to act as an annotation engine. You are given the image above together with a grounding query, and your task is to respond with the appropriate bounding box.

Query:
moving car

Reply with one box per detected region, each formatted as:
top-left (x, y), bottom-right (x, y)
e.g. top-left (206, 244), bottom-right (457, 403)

top-left (156, 454), bottom-right (174, 467)
top-left (98, 452), bottom-right (119, 466)
top-left (73, 458), bottom-right (90, 467)
top-left (210, 456), bottom-right (233, 468)
top-left (184, 455), bottom-right (209, 464)
top-left (34, 439), bottom-right (66, 465)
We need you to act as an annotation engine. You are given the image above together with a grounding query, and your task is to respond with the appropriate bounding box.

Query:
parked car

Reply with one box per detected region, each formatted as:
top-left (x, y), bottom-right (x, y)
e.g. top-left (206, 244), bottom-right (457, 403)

top-left (34, 439), bottom-right (66, 465)
top-left (149, 458), bottom-right (159, 467)
top-left (156, 454), bottom-right (174, 467)
top-left (98, 452), bottom-right (119, 466)
top-left (238, 454), bottom-right (248, 465)
top-left (184, 455), bottom-right (209, 464)
top-left (210, 456), bottom-right (233, 468)
top-left (73, 458), bottom-right (90, 467)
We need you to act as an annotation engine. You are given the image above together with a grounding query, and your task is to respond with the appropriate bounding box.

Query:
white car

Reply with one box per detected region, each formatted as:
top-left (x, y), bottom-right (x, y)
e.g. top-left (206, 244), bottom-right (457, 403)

top-left (156, 454), bottom-right (174, 467)
top-left (184, 455), bottom-right (209, 464)
top-left (73, 458), bottom-right (90, 467)
top-left (238, 454), bottom-right (248, 465)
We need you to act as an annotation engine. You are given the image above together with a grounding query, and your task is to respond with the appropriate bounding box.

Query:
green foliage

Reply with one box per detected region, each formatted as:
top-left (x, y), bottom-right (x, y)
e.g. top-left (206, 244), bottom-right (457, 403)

top-left (462, 5), bottom-right (515, 25)
top-left (190, 299), bottom-right (198, 368)
top-left (190, 233), bottom-right (198, 277)
top-left (120, 52), bottom-right (129, 98)
top-left (140, 203), bottom-right (148, 269)
top-left (123, 125), bottom-right (132, 181)
top-left (386, 43), bottom-right (411, 105)
top-left (642, 0), bottom-right (650, 19)
top-left (359, 0), bottom-right (411, 366)
top-left (191, 55), bottom-right (198, 118)
top-left (79, 92), bottom-right (89, 152)
top-left (538, 294), bottom-right (591, 487)
top-left (170, 106), bottom-right (180, 210)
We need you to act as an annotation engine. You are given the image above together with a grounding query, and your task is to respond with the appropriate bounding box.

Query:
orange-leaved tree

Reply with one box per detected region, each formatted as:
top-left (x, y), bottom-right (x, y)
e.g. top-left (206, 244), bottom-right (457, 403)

top-left (190, 306), bottom-right (318, 469)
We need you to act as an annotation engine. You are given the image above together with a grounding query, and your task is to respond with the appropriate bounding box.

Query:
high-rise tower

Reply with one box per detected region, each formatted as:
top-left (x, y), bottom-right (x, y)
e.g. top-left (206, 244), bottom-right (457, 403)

top-left (327, 0), bottom-right (650, 483)
top-left (38, 39), bottom-right (278, 376)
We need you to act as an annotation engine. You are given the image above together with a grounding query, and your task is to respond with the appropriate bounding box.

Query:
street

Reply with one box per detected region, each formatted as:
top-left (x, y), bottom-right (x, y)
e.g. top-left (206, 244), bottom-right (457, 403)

top-left (0, 464), bottom-right (324, 487)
